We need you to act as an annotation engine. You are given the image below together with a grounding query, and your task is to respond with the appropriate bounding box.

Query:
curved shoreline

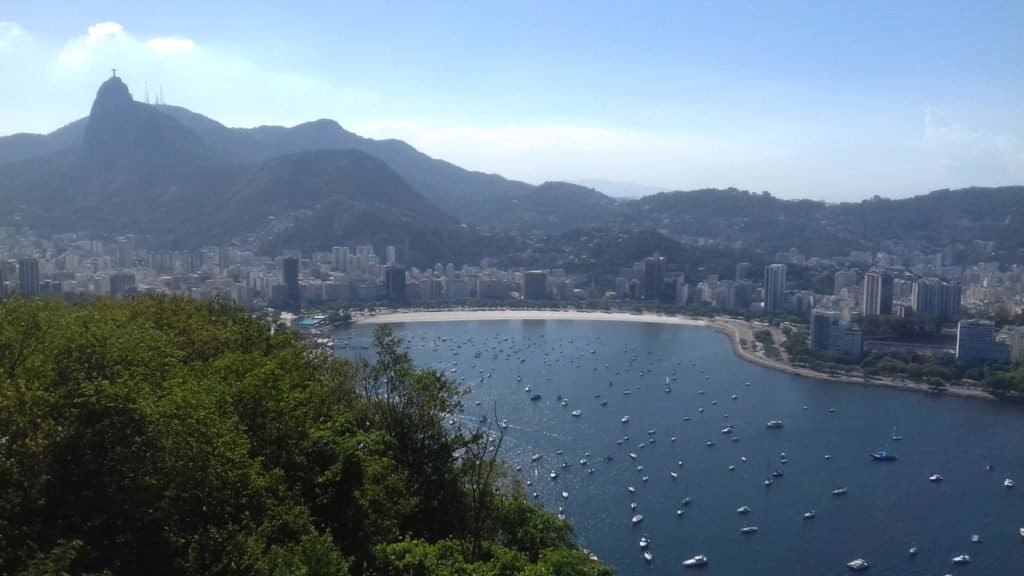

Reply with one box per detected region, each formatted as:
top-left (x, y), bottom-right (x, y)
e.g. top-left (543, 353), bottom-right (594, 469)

top-left (354, 309), bottom-right (996, 401)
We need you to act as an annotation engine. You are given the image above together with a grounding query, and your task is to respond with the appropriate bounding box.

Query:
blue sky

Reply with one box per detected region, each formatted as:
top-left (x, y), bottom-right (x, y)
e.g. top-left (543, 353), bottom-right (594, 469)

top-left (1, 0), bottom-right (1022, 200)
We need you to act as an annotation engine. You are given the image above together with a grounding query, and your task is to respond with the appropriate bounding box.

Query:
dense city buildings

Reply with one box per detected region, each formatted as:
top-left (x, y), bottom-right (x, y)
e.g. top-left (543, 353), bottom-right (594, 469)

top-left (763, 264), bottom-right (787, 314)
top-left (861, 270), bottom-right (894, 316)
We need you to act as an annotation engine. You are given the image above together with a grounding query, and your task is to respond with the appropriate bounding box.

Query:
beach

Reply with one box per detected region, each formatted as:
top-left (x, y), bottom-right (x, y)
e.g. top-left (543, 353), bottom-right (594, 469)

top-left (355, 309), bottom-right (996, 401)
top-left (357, 309), bottom-right (708, 327)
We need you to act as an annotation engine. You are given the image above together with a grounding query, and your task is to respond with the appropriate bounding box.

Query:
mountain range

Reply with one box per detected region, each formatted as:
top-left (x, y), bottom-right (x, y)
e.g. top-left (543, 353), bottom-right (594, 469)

top-left (1, 75), bottom-right (1022, 266)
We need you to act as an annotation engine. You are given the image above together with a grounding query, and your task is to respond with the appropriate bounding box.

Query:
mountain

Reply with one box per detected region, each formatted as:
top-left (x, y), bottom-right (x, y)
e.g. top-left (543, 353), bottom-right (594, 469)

top-left (0, 75), bottom-right (481, 263)
top-left (0, 94), bottom-right (536, 219)
top-left (1, 76), bottom-right (1021, 265)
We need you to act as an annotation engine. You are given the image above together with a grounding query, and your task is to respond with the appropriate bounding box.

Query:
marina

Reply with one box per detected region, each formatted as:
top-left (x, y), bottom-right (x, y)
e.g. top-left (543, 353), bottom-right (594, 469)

top-left (340, 317), bottom-right (1024, 574)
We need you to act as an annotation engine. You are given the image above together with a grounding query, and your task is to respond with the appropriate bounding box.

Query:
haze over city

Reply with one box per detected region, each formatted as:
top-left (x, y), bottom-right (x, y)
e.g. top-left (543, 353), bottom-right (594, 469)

top-left (2, 0), bottom-right (1023, 200)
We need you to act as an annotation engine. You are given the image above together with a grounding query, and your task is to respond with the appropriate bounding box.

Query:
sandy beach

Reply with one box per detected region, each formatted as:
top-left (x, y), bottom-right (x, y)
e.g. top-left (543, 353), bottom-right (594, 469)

top-left (357, 309), bottom-right (708, 327)
top-left (356, 309), bottom-right (996, 401)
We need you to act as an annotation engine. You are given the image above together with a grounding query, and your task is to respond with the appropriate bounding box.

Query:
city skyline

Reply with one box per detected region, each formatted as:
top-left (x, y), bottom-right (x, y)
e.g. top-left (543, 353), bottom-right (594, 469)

top-left (2, 1), bottom-right (1023, 200)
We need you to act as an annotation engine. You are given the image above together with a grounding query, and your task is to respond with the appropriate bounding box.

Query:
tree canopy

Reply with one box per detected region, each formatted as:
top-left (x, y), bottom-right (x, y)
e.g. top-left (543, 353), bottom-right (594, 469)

top-left (0, 296), bottom-right (609, 576)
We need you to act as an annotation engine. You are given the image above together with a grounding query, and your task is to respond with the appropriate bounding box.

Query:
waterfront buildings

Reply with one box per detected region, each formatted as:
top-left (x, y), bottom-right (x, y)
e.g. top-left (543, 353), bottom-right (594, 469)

top-left (956, 319), bottom-right (1010, 364)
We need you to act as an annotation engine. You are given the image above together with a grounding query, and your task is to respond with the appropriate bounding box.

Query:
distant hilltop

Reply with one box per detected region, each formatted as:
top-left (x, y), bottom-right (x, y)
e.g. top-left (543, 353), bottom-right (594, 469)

top-left (0, 74), bottom-right (1021, 264)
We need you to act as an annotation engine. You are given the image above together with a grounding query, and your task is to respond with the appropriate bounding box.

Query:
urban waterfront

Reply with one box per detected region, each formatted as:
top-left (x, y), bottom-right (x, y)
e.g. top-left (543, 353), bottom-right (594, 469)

top-left (339, 319), bottom-right (1024, 575)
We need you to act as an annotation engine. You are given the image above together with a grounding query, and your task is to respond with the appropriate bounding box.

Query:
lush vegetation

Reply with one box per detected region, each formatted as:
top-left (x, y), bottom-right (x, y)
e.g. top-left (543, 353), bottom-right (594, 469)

top-left (0, 296), bottom-right (609, 576)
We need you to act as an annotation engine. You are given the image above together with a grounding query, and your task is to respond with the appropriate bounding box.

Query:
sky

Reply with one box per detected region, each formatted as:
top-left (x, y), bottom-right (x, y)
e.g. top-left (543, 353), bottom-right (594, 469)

top-left (1, 0), bottom-right (1022, 200)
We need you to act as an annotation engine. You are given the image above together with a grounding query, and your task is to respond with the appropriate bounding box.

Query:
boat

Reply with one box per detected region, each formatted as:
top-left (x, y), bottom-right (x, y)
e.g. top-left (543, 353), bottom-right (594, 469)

top-left (764, 478), bottom-right (773, 486)
top-left (621, 415), bottom-right (630, 423)
top-left (560, 400), bottom-right (568, 407)
top-left (682, 554), bottom-right (708, 567)
top-left (970, 533), bottom-right (982, 543)
top-left (728, 465), bottom-right (736, 471)
top-left (871, 451), bottom-right (898, 461)
top-left (524, 385), bottom-right (531, 392)
top-left (570, 409), bottom-right (582, 417)
top-left (1019, 527), bottom-right (1024, 537)
top-left (1004, 477), bottom-right (1015, 488)
top-left (891, 427), bottom-right (903, 441)
top-left (561, 491), bottom-right (569, 499)
top-left (529, 393), bottom-right (542, 401)
top-left (721, 426), bottom-right (734, 434)
top-left (803, 510), bottom-right (816, 520)
top-left (627, 485), bottom-right (636, 493)
top-left (549, 471), bottom-right (558, 480)
top-left (639, 535), bottom-right (649, 549)
top-left (832, 487), bottom-right (848, 496)
top-left (929, 474), bottom-right (944, 482)
top-left (670, 472), bottom-right (678, 479)
top-left (676, 508), bottom-right (684, 516)
top-left (629, 452), bottom-right (638, 460)
top-left (631, 514), bottom-right (644, 525)
top-left (908, 546), bottom-right (918, 556)
top-left (706, 440), bottom-right (716, 447)
top-left (530, 453), bottom-right (543, 462)
top-left (643, 551), bottom-right (653, 562)
top-left (736, 505), bottom-right (751, 514)
top-left (952, 554), bottom-right (971, 564)
top-left (682, 496), bottom-right (693, 506)
top-left (499, 419), bottom-right (509, 429)
top-left (579, 458), bottom-right (587, 465)
top-left (772, 469), bottom-right (784, 478)
top-left (740, 524), bottom-right (758, 534)
top-left (731, 394), bottom-right (738, 400)
top-left (766, 420), bottom-right (784, 429)
top-left (630, 501), bottom-right (638, 510)
top-left (847, 558), bottom-right (869, 571)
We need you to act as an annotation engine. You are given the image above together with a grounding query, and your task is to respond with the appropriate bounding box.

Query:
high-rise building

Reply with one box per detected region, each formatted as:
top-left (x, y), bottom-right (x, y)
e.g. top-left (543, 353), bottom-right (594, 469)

top-left (810, 309), bottom-right (839, 351)
top-left (861, 270), bottom-right (893, 316)
top-left (522, 270), bottom-right (547, 300)
top-left (282, 257), bottom-right (300, 304)
top-left (763, 264), bottom-right (786, 313)
top-left (384, 265), bottom-right (407, 302)
top-left (642, 256), bottom-right (666, 301)
top-left (833, 269), bottom-right (857, 296)
top-left (386, 245), bottom-right (397, 266)
top-left (17, 258), bottom-right (40, 297)
top-left (1010, 328), bottom-right (1024, 364)
top-left (911, 278), bottom-right (961, 321)
top-left (109, 272), bottom-right (137, 299)
top-left (675, 277), bottom-right (689, 306)
top-left (809, 308), bottom-right (862, 359)
top-left (0, 265), bottom-right (7, 299)
top-left (956, 320), bottom-right (1009, 364)
top-left (735, 262), bottom-right (752, 282)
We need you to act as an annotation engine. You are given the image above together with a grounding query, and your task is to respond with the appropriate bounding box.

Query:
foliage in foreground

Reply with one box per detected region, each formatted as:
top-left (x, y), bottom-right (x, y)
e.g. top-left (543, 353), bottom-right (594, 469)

top-left (0, 296), bottom-right (610, 576)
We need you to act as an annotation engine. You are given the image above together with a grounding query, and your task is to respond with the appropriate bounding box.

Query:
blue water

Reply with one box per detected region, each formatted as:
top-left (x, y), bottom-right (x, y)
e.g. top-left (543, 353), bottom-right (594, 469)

top-left (337, 319), bottom-right (1024, 575)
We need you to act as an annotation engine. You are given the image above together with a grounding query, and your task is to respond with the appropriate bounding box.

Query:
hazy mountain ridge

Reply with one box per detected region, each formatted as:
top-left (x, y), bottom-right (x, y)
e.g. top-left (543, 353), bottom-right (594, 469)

top-left (0, 77), bottom-right (1021, 264)
top-left (0, 77), bottom-right (466, 258)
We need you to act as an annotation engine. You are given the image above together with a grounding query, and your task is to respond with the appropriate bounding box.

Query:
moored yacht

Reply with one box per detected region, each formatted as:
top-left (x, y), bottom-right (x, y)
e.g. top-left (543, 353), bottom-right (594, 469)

top-left (631, 513), bottom-right (644, 525)
top-left (766, 420), bottom-right (784, 429)
top-left (952, 554), bottom-right (971, 564)
top-left (929, 474), bottom-right (944, 482)
top-left (682, 554), bottom-right (708, 567)
top-left (803, 510), bottom-right (816, 520)
top-left (1004, 477), bottom-right (1014, 488)
top-left (846, 558), bottom-right (869, 571)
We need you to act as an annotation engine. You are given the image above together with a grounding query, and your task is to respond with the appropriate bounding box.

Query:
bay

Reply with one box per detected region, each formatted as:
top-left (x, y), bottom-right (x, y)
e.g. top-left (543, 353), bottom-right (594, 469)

top-left (338, 319), bottom-right (1024, 575)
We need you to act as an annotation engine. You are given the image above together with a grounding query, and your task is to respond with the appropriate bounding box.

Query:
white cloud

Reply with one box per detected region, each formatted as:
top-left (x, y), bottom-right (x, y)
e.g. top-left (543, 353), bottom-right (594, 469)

top-left (922, 107), bottom-right (1024, 179)
top-left (146, 37), bottom-right (197, 56)
top-left (56, 21), bottom-right (130, 69)
top-left (0, 21), bottom-right (24, 50)
top-left (352, 119), bottom-right (793, 189)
